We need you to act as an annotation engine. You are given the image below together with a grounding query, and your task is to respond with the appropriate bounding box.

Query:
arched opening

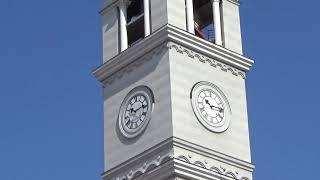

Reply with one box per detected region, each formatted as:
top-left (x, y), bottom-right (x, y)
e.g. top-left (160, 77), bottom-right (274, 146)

top-left (127, 0), bottom-right (145, 47)
top-left (193, 0), bottom-right (214, 42)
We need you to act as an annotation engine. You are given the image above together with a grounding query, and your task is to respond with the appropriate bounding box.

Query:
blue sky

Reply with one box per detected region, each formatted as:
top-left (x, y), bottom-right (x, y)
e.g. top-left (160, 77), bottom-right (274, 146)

top-left (0, 0), bottom-right (319, 179)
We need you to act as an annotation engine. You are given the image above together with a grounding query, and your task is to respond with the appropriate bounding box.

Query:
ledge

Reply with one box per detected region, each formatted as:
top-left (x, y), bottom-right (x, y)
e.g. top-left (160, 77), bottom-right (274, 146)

top-left (173, 137), bottom-right (255, 172)
top-left (101, 137), bottom-right (254, 180)
top-left (93, 24), bottom-right (254, 84)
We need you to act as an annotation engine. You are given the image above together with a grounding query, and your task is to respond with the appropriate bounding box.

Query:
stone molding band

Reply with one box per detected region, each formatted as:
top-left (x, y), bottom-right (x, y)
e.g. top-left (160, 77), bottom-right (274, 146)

top-left (176, 156), bottom-right (250, 180)
top-left (102, 137), bottom-right (254, 180)
top-left (97, 41), bottom-right (246, 85)
top-left (93, 25), bottom-right (253, 85)
top-left (168, 42), bottom-right (246, 79)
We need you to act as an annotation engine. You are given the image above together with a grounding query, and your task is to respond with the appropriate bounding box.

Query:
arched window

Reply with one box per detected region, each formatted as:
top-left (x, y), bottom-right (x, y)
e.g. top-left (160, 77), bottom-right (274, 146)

top-left (186, 0), bottom-right (222, 45)
top-left (127, 0), bottom-right (145, 46)
top-left (118, 0), bottom-right (151, 52)
top-left (193, 0), bottom-right (214, 42)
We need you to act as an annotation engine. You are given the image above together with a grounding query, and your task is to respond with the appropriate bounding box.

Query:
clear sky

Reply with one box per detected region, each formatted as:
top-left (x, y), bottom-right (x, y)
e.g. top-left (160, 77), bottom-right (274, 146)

top-left (0, 0), bottom-right (319, 179)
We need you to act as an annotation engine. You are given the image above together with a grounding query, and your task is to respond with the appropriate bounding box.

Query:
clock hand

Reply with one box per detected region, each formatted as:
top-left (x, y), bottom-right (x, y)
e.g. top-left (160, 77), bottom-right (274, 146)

top-left (133, 105), bottom-right (147, 113)
top-left (209, 105), bottom-right (224, 112)
top-left (205, 99), bottom-right (224, 112)
top-left (205, 99), bottom-right (210, 106)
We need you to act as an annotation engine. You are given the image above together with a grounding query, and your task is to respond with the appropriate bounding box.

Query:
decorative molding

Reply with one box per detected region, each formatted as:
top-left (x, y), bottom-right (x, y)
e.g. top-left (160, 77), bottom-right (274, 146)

top-left (93, 25), bottom-right (254, 84)
top-left (173, 137), bottom-right (255, 172)
top-left (102, 137), bottom-right (174, 180)
top-left (176, 155), bottom-right (250, 180)
top-left (166, 25), bottom-right (254, 71)
top-left (101, 137), bottom-right (254, 180)
top-left (115, 151), bottom-right (174, 180)
top-left (102, 39), bottom-right (246, 85)
top-left (104, 43), bottom-right (168, 85)
top-left (168, 42), bottom-right (246, 79)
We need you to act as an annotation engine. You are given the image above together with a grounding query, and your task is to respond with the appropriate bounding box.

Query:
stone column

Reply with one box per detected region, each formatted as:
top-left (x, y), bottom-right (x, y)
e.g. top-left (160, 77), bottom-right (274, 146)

top-left (186, 0), bottom-right (195, 34)
top-left (211, 0), bottom-right (222, 45)
top-left (144, 0), bottom-right (151, 36)
top-left (119, 0), bottom-right (128, 51)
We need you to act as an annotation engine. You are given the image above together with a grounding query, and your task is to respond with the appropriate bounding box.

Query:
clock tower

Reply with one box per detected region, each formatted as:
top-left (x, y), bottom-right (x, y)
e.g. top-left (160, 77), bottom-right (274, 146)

top-left (94, 0), bottom-right (255, 179)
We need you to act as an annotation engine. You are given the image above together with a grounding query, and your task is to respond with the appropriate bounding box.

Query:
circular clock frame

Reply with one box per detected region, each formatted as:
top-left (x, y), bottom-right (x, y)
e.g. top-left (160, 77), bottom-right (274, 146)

top-left (118, 86), bottom-right (154, 139)
top-left (191, 81), bottom-right (231, 133)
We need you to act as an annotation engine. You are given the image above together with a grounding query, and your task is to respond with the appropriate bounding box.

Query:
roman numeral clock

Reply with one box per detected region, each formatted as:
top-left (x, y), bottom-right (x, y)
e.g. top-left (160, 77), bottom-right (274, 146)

top-left (94, 0), bottom-right (255, 179)
top-left (118, 86), bottom-right (154, 138)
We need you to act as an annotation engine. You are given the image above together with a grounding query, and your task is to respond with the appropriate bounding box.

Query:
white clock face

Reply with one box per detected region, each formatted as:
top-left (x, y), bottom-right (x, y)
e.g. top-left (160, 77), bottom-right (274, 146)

top-left (119, 86), bottom-right (154, 138)
top-left (197, 89), bottom-right (225, 125)
top-left (191, 82), bottom-right (231, 133)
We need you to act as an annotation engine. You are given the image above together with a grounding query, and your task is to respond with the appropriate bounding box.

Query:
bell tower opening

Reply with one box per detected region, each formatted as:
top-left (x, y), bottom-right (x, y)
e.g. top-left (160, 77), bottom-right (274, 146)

top-left (186, 0), bottom-right (223, 46)
top-left (193, 0), bottom-right (215, 42)
top-left (118, 0), bottom-right (151, 52)
top-left (127, 0), bottom-right (145, 47)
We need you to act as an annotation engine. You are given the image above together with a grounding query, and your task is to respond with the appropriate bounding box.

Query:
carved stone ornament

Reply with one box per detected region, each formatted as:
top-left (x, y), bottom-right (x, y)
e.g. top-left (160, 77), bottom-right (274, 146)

top-left (94, 25), bottom-right (253, 86)
top-left (167, 42), bottom-right (246, 79)
top-left (103, 42), bottom-right (246, 85)
top-left (176, 155), bottom-right (250, 180)
top-left (114, 150), bottom-right (174, 180)
top-left (104, 43), bottom-right (168, 85)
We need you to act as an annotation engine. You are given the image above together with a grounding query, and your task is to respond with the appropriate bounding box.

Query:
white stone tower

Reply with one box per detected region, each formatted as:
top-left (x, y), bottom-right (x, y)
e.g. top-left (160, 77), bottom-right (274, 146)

top-left (94, 0), bottom-right (255, 179)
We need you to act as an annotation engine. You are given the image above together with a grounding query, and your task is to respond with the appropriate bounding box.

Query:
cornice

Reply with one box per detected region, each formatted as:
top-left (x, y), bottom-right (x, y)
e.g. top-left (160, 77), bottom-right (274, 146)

top-left (176, 156), bottom-right (249, 180)
top-left (166, 25), bottom-right (254, 72)
top-left (101, 137), bottom-right (254, 180)
top-left (173, 137), bottom-right (254, 173)
top-left (102, 137), bottom-right (174, 180)
top-left (93, 26), bottom-right (169, 84)
top-left (93, 25), bottom-right (254, 84)
top-left (168, 42), bottom-right (246, 79)
top-left (174, 159), bottom-right (249, 180)
top-left (112, 153), bottom-right (174, 180)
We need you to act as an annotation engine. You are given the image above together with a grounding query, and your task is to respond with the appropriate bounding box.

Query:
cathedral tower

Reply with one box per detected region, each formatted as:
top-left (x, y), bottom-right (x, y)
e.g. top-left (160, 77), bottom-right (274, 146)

top-left (94, 0), bottom-right (255, 179)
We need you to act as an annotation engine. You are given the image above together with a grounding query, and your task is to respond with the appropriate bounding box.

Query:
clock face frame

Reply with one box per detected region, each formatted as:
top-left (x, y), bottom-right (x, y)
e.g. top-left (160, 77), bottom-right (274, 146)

top-left (191, 81), bottom-right (231, 133)
top-left (118, 86), bottom-right (154, 138)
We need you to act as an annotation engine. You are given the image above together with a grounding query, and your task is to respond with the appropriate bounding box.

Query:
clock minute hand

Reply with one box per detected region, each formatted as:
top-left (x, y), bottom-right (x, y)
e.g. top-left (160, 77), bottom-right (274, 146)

top-left (209, 105), bottom-right (224, 112)
top-left (205, 99), bottom-right (224, 112)
top-left (133, 105), bottom-right (147, 113)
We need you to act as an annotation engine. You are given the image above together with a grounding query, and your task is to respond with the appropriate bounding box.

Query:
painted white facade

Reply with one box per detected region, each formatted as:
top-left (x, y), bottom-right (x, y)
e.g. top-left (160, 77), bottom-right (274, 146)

top-left (95, 0), bottom-right (254, 179)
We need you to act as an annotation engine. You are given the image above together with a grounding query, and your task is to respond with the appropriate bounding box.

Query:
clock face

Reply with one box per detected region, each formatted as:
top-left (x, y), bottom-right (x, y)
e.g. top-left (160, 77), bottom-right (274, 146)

top-left (191, 82), bottom-right (231, 133)
top-left (124, 94), bottom-right (149, 130)
top-left (197, 89), bottom-right (225, 125)
top-left (119, 86), bottom-right (154, 138)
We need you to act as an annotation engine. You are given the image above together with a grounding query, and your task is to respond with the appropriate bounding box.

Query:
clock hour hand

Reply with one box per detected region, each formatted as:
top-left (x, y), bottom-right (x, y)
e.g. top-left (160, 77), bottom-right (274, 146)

top-left (205, 99), bottom-right (211, 106)
top-left (205, 99), bottom-right (223, 112)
